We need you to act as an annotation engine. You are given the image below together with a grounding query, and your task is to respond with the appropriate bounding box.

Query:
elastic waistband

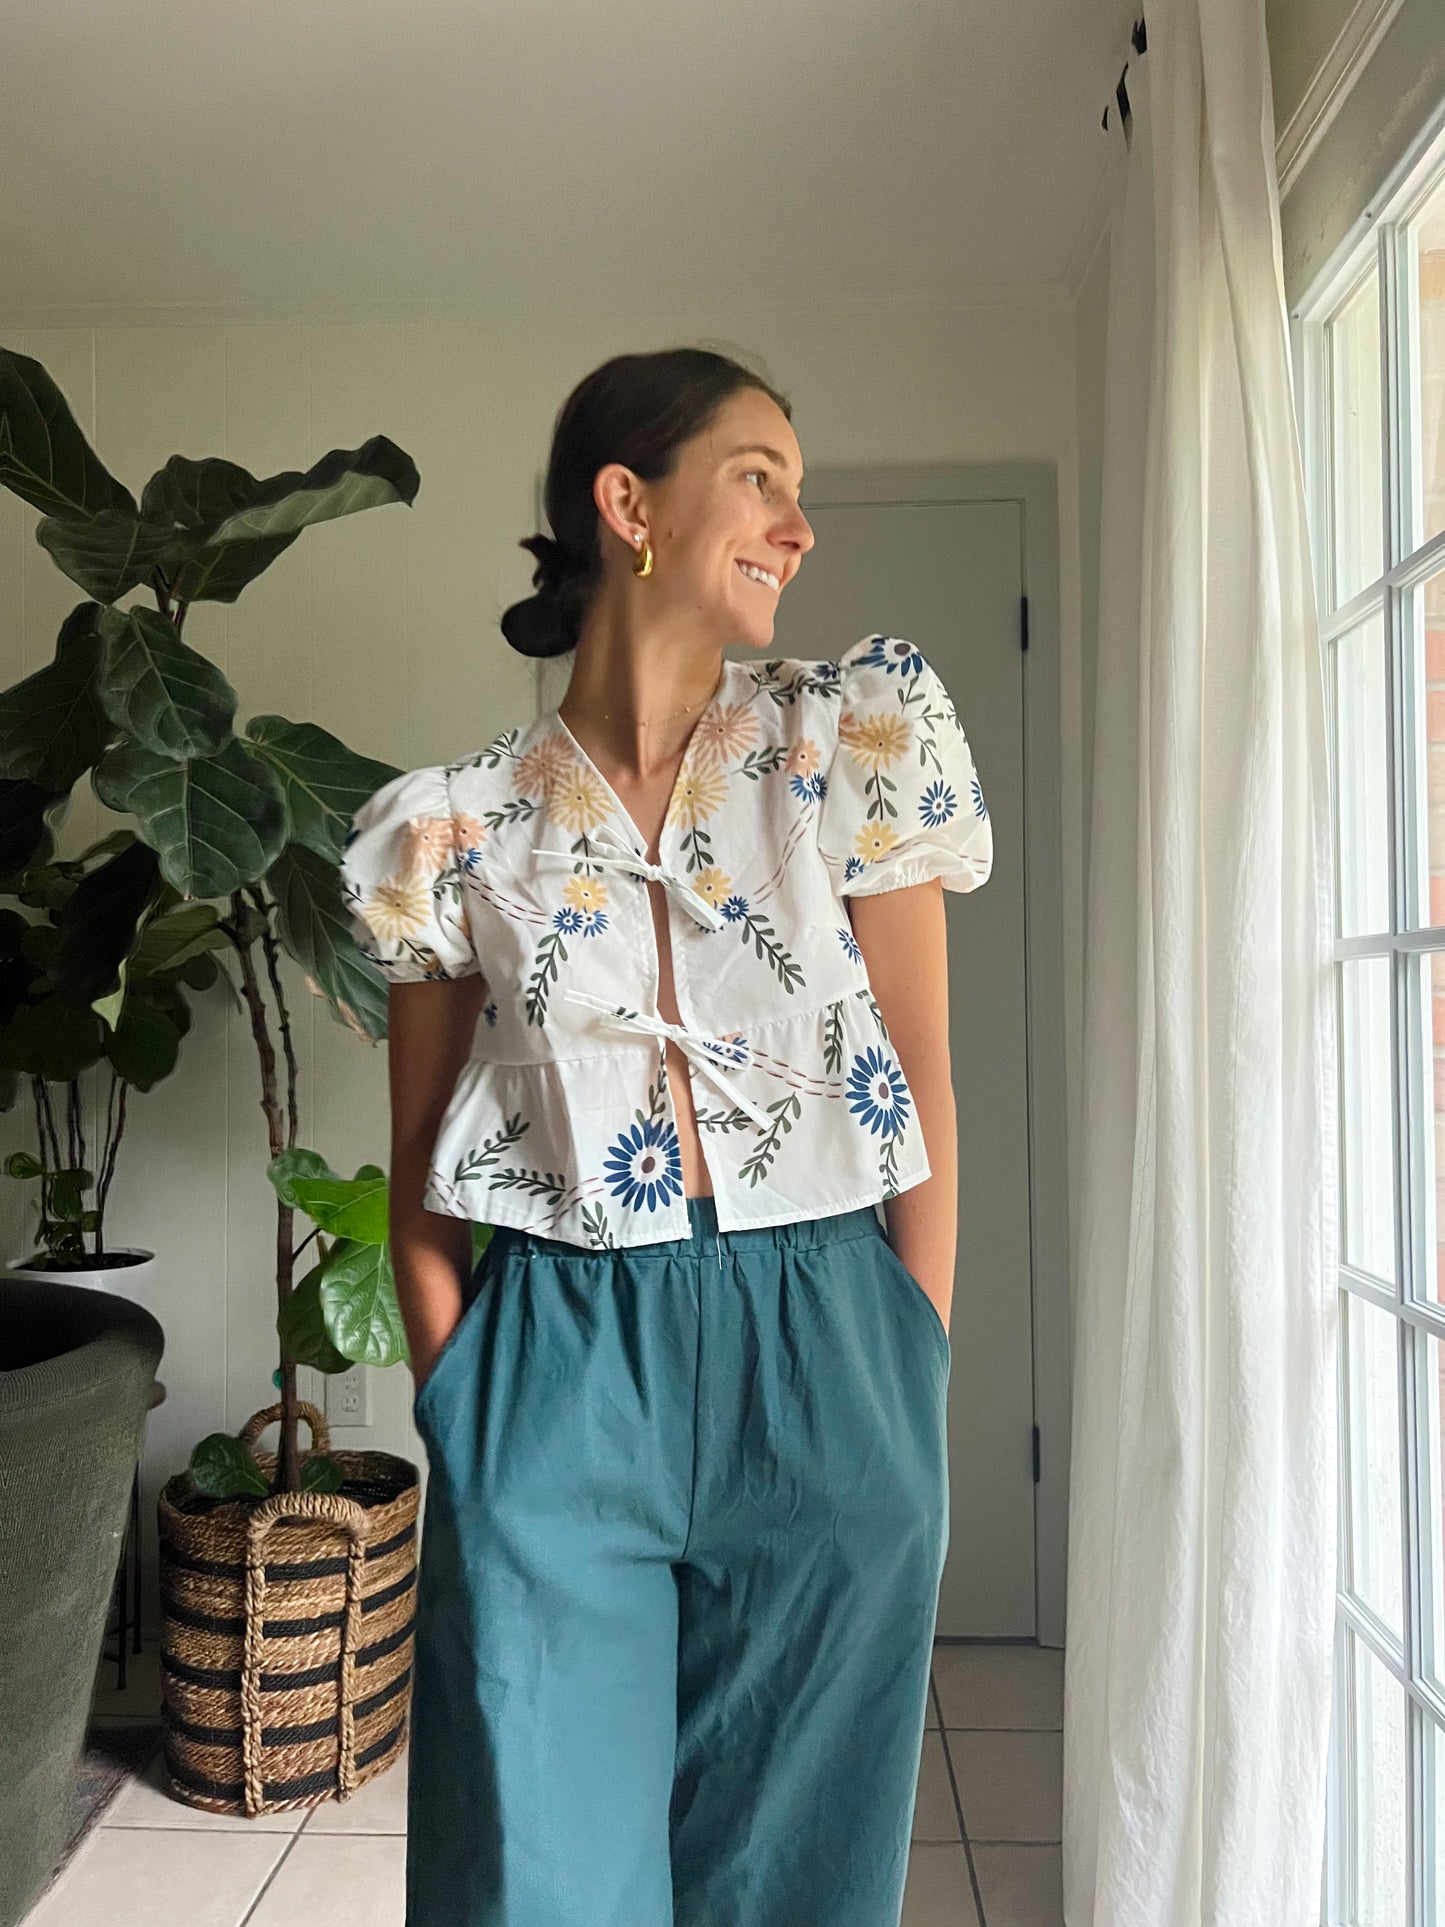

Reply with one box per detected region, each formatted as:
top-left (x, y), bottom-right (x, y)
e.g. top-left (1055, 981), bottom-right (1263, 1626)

top-left (486, 1195), bottom-right (885, 1265)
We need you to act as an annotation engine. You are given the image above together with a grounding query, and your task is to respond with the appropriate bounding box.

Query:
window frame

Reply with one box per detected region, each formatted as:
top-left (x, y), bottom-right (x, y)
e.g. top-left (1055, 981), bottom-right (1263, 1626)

top-left (1294, 115), bottom-right (1445, 1927)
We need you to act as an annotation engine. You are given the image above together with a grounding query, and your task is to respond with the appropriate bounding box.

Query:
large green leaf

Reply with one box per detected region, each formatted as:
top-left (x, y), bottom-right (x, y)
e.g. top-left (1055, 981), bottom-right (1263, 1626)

top-left (0, 992), bottom-right (104, 1081)
top-left (127, 899), bottom-right (229, 981)
top-left (140, 437), bottom-right (420, 605)
top-left (290, 1171), bottom-right (388, 1244)
top-left (0, 351), bottom-right (135, 520)
top-left (0, 781), bottom-right (69, 880)
top-left (189, 1433), bottom-right (269, 1499)
top-left (49, 837), bottom-right (163, 1006)
top-left (268, 1146), bottom-right (342, 1208)
top-left (34, 508), bottom-right (176, 605)
top-left (0, 604), bottom-right (112, 790)
top-left (266, 841), bottom-right (389, 1042)
top-left (104, 984), bottom-right (190, 1089)
top-left (245, 716), bottom-right (400, 864)
top-left (97, 605), bottom-right (238, 759)
top-left (92, 737), bottom-right (288, 899)
top-left (319, 1237), bottom-right (407, 1368)
top-left (277, 1258), bottom-right (350, 1373)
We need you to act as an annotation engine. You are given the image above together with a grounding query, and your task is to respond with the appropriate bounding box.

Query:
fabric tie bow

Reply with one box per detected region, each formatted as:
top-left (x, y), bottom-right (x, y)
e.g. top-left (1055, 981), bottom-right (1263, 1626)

top-left (562, 988), bottom-right (770, 1130)
top-left (530, 821), bottom-right (726, 932)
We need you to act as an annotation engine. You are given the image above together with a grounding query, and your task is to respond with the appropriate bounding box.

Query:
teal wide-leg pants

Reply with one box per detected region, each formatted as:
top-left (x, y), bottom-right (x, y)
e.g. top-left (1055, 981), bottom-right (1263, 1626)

top-left (406, 1195), bottom-right (951, 1927)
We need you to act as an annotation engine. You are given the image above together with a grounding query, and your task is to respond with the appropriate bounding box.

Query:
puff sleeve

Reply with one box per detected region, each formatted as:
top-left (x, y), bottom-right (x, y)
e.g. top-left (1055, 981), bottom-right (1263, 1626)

top-left (338, 763), bottom-right (483, 983)
top-left (817, 635), bottom-right (993, 898)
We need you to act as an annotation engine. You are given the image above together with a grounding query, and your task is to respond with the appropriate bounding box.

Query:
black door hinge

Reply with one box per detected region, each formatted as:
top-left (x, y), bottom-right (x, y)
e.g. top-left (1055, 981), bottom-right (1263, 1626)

top-left (1020, 595), bottom-right (1030, 652)
top-left (1032, 1424), bottom-right (1041, 1483)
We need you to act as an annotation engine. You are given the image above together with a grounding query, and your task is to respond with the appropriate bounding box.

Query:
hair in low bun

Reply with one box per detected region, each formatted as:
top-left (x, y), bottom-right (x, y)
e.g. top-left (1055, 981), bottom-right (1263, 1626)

top-left (499, 534), bottom-right (593, 660)
top-left (499, 346), bottom-right (791, 662)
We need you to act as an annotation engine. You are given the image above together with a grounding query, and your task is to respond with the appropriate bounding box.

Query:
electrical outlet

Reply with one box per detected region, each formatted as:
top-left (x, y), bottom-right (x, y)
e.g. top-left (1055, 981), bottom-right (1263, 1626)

top-left (327, 1363), bottom-right (370, 1427)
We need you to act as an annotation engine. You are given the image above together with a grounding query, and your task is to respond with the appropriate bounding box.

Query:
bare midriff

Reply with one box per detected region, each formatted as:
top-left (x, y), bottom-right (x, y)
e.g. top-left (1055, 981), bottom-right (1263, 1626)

top-left (641, 866), bottom-right (714, 1199)
top-left (563, 715), bottom-right (715, 1200)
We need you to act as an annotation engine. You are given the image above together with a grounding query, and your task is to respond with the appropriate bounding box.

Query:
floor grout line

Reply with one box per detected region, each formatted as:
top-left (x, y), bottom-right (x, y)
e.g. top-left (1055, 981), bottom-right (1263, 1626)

top-left (235, 1825), bottom-right (308, 1927)
top-left (931, 1670), bottom-right (991, 1927)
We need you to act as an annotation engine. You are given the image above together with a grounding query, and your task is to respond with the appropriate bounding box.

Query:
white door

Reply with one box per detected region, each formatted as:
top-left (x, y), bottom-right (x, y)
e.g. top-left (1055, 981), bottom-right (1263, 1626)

top-left (766, 483), bottom-right (1035, 1637)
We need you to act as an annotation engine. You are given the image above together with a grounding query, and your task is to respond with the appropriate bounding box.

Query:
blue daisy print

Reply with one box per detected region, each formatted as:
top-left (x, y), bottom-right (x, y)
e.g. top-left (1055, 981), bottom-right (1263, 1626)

top-left (458, 841), bottom-right (486, 876)
top-left (603, 1118), bottom-right (684, 1212)
top-left (843, 855), bottom-right (865, 883)
top-left (920, 780), bottom-right (957, 828)
top-left (578, 909), bottom-right (609, 937)
top-left (846, 1046), bottom-right (912, 1138)
top-left (789, 770), bottom-right (826, 803)
top-left (857, 635), bottom-right (924, 678)
top-left (697, 1032), bottom-right (750, 1068)
top-left (971, 774), bottom-right (988, 819)
top-left (721, 894), bottom-right (751, 923)
top-left (483, 1000), bottom-right (498, 1026)
top-left (837, 924), bottom-right (862, 965)
top-left (552, 906), bottom-right (584, 933)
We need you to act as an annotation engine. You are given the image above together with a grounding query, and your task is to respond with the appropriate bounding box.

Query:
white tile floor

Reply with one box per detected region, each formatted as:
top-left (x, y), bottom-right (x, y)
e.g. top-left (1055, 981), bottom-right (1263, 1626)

top-left (40, 1635), bottom-right (1064, 1927)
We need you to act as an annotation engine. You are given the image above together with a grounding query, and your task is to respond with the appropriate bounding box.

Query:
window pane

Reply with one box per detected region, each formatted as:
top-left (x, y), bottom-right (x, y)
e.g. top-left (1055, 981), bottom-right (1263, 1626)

top-left (1330, 268), bottom-right (1385, 608)
top-left (1423, 1332), bottom-right (1445, 1703)
top-left (1406, 566), bottom-right (1445, 934)
top-left (1407, 171), bottom-right (1445, 555)
top-left (1412, 948), bottom-right (1445, 1308)
top-left (1351, 1632), bottom-right (1408, 1924)
top-left (1335, 611), bottom-right (1390, 937)
top-left (1430, 1708), bottom-right (1444, 1927)
top-left (1341, 955), bottom-right (1396, 1283)
top-left (1346, 1290), bottom-right (1404, 1640)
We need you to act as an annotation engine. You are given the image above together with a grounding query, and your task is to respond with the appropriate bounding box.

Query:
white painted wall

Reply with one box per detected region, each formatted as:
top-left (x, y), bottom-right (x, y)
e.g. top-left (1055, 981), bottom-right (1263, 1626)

top-left (0, 298), bottom-right (1083, 1594)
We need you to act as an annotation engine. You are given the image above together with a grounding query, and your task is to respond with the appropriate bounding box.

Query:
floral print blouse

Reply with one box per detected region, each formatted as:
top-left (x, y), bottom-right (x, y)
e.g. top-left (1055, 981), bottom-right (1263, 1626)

top-left (339, 633), bottom-right (993, 1250)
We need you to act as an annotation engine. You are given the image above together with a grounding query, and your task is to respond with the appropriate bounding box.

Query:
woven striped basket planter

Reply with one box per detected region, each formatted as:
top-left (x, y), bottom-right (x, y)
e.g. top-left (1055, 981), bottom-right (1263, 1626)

top-left (156, 1401), bottom-right (420, 1817)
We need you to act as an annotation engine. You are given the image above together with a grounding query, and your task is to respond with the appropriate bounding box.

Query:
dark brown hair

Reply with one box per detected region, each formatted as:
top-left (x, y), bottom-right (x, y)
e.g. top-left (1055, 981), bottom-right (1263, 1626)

top-left (500, 346), bottom-right (792, 660)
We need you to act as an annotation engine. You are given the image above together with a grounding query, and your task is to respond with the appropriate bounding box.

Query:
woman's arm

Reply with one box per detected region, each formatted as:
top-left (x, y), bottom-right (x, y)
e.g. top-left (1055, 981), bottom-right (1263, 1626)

top-left (387, 974), bottom-right (488, 1388)
top-left (846, 879), bottom-right (958, 1333)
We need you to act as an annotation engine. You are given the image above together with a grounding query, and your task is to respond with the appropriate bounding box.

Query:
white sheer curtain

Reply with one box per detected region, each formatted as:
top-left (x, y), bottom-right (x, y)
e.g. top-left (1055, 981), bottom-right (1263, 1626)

top-left (1064, 3), bottom-right (1340, 1922)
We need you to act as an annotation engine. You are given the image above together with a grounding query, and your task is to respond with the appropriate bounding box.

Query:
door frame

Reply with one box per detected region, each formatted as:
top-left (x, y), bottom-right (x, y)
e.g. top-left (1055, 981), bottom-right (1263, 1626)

top-left (797, 460), bottom-right (1068, 1651)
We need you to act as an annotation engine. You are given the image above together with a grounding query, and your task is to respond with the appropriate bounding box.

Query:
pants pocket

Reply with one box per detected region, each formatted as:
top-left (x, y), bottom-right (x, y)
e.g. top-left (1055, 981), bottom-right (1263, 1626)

top-left (875, 1228), bottom-right (952, 1373)
top-left (412, 1235), bottom-right (501, 1429)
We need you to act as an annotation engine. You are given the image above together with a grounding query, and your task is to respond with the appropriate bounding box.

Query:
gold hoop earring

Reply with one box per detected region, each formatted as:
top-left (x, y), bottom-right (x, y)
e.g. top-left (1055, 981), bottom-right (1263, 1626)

top-left (632, 535), bottom-right (654, 578)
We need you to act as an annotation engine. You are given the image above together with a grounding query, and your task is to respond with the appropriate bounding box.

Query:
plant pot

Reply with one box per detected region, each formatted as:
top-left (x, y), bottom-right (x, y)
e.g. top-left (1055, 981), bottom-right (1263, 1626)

top-left (0, 1278), bottom-right (164, 1927)
top-left (6, 1247), bottom-right (156, 1311)
top-left (157, 1401), bottom-right (419, 1819)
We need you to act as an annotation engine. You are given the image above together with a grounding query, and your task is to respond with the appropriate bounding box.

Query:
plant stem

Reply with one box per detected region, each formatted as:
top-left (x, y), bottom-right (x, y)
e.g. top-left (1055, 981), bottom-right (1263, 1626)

top-left (228, 896), bottom-right (301, 1492)
top-left (95, 1071), bottom-right (126, 1256)
top-left (249, 885), bottom-right (300, 1150)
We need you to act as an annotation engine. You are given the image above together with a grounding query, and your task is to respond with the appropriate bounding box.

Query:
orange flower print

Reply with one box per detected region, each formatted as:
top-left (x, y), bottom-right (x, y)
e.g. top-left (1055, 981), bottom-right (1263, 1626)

top-left (690, 701), bottom-right (759, 766)
top-left (785, 738), bottom-right (821, 777)
top-left (401, 816), bottom-right (458, 876)
top-left (547, 762), bottom-right (613, 835)
top-left (453, 812), bottom-right (488, 857)
top-left (363, 874), bottom-right (435, 943)
top-left (562, 873), bottom-right (610, 914)
top-left (664, 762), bottom-right (728, 829)
top-left (838, 707), bottom-right (911, 773)
top-left (691, 866), bottom-right (732, 909)
top-left (854, 821), bottom-right (902, 866)
top-left (516, 733), bottom-right (577, 801)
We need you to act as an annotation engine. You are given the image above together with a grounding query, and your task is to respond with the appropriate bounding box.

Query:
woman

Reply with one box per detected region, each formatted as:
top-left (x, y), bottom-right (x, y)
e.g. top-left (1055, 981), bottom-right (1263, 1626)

top-left (340, 346), bottom-right (993, 1926)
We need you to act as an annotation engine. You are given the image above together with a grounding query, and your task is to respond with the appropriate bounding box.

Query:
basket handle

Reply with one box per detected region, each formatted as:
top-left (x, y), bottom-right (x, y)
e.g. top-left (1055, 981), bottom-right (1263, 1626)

top-left (238, 1400), bottom-right (331, 1456)
top-left (241, 1487), bottom-right (371, 1816)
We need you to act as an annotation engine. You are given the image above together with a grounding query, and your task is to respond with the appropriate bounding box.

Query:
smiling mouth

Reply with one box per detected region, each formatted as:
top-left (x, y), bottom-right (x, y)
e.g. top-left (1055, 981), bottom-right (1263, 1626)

top-left (735, 560), bottom-right (781, 591)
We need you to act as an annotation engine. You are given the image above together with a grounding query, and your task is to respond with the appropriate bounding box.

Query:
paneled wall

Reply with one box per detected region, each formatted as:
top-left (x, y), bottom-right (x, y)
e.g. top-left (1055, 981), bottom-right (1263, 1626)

top-left (0, 301), bottom-right (1080, 1599)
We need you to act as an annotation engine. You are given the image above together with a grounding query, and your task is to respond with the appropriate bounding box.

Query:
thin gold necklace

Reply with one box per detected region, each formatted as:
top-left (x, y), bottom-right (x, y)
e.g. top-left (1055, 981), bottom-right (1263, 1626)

top-left (564, 664), bottom-right (724, 730)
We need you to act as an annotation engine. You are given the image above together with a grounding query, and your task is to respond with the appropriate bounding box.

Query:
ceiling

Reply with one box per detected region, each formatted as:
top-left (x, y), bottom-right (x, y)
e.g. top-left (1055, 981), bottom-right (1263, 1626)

top-left (1, 0), bottom-right (1131, 320)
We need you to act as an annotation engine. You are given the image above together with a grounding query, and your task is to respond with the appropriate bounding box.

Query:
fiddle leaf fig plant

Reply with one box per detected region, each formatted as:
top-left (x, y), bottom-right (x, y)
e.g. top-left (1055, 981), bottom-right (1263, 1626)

top-left (0, 344), bottom-right (424, 1493)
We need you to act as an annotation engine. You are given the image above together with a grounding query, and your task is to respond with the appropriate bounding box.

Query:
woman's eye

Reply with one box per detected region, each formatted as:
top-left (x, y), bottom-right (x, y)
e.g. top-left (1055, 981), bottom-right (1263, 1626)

top-left (745, 469), bottom-right (767, 489)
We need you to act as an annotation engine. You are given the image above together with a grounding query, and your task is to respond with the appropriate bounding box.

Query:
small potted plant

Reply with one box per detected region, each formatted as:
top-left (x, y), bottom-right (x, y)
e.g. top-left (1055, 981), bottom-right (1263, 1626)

top-left (0, 828), bottom-right (228, 1302)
